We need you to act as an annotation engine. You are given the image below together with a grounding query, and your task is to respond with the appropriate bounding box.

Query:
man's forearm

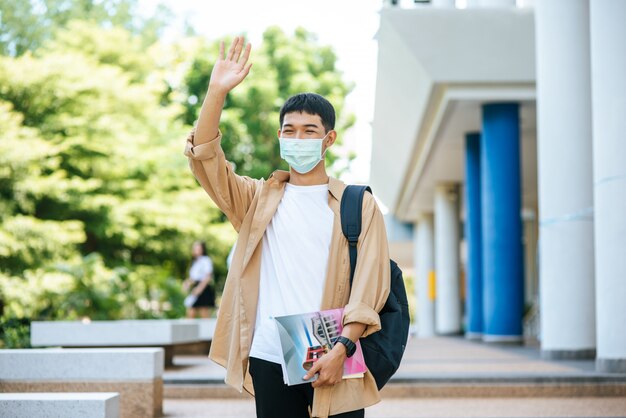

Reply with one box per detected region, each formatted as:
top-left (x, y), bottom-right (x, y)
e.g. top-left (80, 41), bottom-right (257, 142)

top-left (194, 87), bottom-right (227, 146)
top-left (341, 322), bottom-right (367, 342)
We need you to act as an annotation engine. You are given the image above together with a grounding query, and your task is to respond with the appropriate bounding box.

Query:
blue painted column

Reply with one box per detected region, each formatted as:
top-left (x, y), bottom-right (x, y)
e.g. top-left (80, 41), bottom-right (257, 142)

top-left (481, 103), bottom-right (524, 342)
top-left (464, 132), bottom-right (483, 339)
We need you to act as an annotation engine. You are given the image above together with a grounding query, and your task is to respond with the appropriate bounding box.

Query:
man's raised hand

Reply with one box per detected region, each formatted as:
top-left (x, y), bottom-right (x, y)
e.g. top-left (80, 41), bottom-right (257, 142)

top-left (192, 36), bottom-right (251, 145)
top-left (209, 36), bottom-right (252, 95)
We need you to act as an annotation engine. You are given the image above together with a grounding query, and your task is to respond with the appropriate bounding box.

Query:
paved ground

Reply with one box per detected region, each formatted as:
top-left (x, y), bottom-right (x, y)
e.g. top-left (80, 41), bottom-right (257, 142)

top-left (163, 397), bottom-right (626, 417)
top-left (164, 336), bottom-right (599, 383)
top-left (163, 336), bottom-right (626, 417)
top-left (391, 337), bottom-right (580, 376)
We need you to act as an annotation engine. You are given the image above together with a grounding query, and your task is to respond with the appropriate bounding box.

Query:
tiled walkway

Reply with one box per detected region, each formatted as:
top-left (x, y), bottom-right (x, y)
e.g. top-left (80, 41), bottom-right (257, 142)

top-left (163, 336), bottom-right (626, 417)
top-left (393, 337), bottom-right (581, 376)
top-left (164, 337), bottom-right (589, 383)
top-left (163, 397), bottom-right (626, 418)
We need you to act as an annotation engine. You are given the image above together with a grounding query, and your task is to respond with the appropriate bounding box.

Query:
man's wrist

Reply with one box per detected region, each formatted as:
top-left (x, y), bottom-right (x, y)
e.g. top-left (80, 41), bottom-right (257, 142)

top-left (335, 336), bottom-right (357, 358)
top-left (333, 341), bottom-right (348, 357)
top-left (207, 83), bottom-right (229, 99)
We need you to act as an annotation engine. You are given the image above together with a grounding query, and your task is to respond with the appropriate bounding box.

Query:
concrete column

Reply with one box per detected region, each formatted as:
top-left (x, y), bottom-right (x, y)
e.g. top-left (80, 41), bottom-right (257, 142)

top-left (464, 133), bottom-right (483, 339)
top-left (415, 214), bottom-right (436, 337)
top-left (590, 0), bottom-right (626, 373)
top-left (481, 103), bottom-right (524, 342)
top-left (535, 0), bottom-right (596, 359)
top-left (434, 184), bottom-right (462, 334)
top-left (522, 211), bottom-right (538, 307)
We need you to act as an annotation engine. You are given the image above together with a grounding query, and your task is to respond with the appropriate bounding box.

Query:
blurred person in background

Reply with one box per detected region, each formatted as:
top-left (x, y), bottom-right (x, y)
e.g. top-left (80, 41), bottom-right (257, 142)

top-left (182, 241), bottom-right (215, 318)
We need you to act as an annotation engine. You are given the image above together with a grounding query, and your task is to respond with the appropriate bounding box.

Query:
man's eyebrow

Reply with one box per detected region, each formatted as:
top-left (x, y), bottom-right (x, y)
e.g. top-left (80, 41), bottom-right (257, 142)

top-left (282, 123), bottom-right (321, 128)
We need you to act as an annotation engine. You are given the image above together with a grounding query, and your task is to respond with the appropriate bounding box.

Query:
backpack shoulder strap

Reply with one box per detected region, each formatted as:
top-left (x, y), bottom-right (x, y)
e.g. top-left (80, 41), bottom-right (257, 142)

top-left (340, 185), bottom-right (372, 287)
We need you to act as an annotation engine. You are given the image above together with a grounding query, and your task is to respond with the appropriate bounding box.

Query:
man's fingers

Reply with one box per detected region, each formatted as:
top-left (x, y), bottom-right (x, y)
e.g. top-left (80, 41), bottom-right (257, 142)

top-left (233, 36), bottom-right (244, 62)
top-left (303, 369), bottom-right (316, 380)
top-left (311, 373), bottom-right (333, 388)
top-left (239, 42), bottom-right (251, 64)
top-left (218, 41), bottom-right (225, 60)
top-left (310, 370), bottom-right (324, 387)
top-left (241, 62), bottom-right (252, 77)
top-left (226, 36), bottom-right (239, 61)
top-left (303, 363), bottom-right (320, 380)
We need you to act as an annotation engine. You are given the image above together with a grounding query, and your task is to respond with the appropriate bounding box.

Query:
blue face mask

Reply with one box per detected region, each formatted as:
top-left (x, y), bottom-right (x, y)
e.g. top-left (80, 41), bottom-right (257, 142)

top-left (279, 133), bottom-right (329, 174)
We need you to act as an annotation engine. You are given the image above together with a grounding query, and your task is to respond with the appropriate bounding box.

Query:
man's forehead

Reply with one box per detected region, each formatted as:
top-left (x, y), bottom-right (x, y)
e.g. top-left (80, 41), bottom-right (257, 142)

top-left (282, 111), bottom-right (323, 127)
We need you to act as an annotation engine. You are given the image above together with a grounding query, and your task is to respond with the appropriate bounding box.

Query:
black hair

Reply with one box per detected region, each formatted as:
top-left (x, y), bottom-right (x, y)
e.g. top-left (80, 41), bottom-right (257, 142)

top-left (279, 93), bottom-right (336, 133)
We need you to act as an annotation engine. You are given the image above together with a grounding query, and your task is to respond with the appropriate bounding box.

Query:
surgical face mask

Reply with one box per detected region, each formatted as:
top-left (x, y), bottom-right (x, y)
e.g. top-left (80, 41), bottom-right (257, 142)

top-left (279, 133), bottom-right (329, 174)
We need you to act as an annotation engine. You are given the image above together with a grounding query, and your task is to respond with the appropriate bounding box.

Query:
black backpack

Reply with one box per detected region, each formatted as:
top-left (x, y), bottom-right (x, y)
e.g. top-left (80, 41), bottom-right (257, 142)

top-left (340, 185), bottom-right (410, 390)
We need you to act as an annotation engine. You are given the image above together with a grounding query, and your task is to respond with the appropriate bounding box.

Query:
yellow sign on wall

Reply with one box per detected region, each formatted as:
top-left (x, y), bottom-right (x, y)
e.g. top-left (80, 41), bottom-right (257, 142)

top-left (428, 271), bottom-right (436, 301)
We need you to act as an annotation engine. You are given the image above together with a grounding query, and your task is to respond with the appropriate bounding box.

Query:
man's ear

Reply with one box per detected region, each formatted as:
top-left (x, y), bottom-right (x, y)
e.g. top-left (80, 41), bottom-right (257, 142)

top-left (277, 128), bottom-right (282, 138)
top-left (325, 130), bottom-right (337, 148)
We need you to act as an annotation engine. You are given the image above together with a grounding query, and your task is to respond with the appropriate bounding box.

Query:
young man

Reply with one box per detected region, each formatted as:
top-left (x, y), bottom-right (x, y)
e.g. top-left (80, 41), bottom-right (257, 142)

top-left (184, 36), bottom-right (390, 418)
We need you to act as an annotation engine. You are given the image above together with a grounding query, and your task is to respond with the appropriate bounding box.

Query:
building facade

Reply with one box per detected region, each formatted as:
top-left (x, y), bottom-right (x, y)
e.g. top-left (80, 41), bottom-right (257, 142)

top-left (371, 0), bottom-right (625, 372)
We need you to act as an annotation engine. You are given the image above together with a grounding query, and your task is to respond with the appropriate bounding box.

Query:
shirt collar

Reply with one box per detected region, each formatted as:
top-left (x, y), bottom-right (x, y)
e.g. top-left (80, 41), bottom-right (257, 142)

top-left (268, 170), bottom-right (346, 202)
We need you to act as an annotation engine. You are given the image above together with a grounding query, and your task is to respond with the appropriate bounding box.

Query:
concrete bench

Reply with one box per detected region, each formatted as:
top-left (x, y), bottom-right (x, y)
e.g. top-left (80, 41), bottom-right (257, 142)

top-left (30, 319), bottom-right (200, 366)
top-left (0, 348), bottom-right (162, 418)
top-left (0, 393), bottom-right (119, 418)
top-left (173, 319), bottom-right (216, 355)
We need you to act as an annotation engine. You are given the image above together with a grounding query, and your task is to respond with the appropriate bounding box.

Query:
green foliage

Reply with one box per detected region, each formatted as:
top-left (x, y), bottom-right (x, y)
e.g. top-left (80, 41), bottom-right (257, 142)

top-left (0, 12), bottom-right (233, 347)
top-left (0, 0), bottom-right (172, 56)
top-left (0, 1), bottom-right (354, 348)
top-left (181, 26), bottom-right (355, 179)
top-left (0, 317), bottom-right (31, 348)
top-left (0, 215), bottom-right (85, 273)
top-left (0, 253), bottom-right (196, 344)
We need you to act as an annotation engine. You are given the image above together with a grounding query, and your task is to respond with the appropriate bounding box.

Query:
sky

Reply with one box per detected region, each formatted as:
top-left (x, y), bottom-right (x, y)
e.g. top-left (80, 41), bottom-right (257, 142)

top-left (138, 0), bottom-right (383, 184)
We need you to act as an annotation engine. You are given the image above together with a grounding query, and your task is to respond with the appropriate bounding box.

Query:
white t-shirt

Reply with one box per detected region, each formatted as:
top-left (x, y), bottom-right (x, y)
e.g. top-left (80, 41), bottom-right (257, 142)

top-left (249, 183), bottom-right (334, 364)
top-left (189, 256), bottom-right (213, 282)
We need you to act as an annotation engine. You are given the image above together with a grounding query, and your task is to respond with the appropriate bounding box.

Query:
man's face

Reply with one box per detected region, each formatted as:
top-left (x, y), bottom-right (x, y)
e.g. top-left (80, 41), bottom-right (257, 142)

top-left (277, 112), bottom-right (337, 155)
top-left (278, 112), bottom-right (327, 139)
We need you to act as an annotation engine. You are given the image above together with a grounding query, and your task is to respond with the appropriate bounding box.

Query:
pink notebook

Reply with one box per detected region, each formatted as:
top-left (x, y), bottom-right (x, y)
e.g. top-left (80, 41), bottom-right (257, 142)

top-left (274, 307), bottom-right (367, 386)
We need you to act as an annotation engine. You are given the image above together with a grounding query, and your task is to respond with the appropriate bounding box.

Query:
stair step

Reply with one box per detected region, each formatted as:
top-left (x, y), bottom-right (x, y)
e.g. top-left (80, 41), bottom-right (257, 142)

top-left (164, 376), bottom-right (626, 399)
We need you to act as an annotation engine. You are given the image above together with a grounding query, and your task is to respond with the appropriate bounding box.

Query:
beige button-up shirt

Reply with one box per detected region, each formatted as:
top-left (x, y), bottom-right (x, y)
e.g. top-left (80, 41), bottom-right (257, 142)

top-left (184, 129), bottom-right (390, 417)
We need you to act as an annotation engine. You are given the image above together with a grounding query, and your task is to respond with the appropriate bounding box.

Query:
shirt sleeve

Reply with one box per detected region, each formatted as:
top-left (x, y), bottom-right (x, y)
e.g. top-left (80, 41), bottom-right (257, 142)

top-left (204, 257), bottom-right (214, 276)
top-left (184, 128), bottom-right (261, 232)
top-left (342, 193), bottom-right (391, 338)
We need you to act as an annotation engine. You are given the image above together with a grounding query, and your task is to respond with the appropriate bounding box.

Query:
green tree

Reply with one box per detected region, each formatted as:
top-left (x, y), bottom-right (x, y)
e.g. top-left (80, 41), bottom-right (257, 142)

top-left (181, 27), bottom-right (356, 179)
top-left (0, 0), bottom-right (172, 56)
top-left (0, 19), bottom-right (236, 339)
top-left (0, 4), bottom-right (355, 347)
